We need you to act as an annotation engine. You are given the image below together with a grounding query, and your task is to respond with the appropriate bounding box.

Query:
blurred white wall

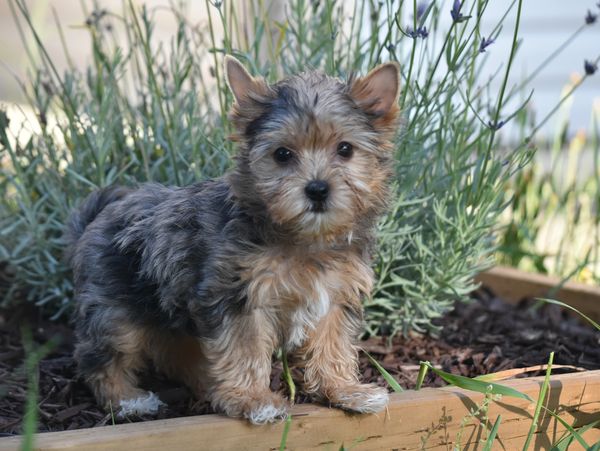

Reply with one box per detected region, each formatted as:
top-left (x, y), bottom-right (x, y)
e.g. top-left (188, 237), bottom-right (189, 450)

top-left (0, 0), bottom-right (226, 101)
top-left (481, 1), bottom-right (600, 139)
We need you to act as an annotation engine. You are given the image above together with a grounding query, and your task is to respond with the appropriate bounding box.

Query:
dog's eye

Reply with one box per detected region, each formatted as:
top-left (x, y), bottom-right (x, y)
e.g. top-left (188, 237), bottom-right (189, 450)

top-left (337, 142), bottom-right (353, 159)
top-left (273, 147), bottom-right (293, 163)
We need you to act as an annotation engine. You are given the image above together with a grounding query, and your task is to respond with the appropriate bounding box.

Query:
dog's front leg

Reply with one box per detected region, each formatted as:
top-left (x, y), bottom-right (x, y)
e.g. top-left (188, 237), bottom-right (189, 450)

top-left (298, 304), bottom-right (389, 413)
top-left (203, 309), bottom-right (288, 424)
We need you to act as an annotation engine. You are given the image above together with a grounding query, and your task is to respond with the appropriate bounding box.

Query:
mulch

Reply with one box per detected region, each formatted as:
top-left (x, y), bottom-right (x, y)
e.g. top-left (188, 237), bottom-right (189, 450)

top-left (1, 287), bottom-right (599, 436)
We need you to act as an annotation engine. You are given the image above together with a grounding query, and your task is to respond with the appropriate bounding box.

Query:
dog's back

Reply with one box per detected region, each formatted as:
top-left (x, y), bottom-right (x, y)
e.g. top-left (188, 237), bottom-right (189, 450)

top-left (67, 179), bottom-right (250, 330)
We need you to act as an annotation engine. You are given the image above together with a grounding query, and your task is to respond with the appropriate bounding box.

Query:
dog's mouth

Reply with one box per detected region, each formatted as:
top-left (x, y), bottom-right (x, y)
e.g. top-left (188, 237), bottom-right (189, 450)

top-left (309, 201), bottom-right (327, 213)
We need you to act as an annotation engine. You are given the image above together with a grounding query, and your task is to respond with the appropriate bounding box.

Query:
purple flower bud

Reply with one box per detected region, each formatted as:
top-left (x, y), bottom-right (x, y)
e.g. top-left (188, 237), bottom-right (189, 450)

top-left (406, 26), bottom-right (429, 39)
top-left (0, 109), bottom-right (11, 128)
top-left (479, 37), bottom-right (495, 53)
top-left (585, 9), bottom-right (597, 24)
top-left (451, 0), bottom-right (471, 22)
top-left (584, 60), bottom-right (598, 75)
top-left (451, 0), bottom-right (461, 20)
top-left (488, 119), bottom-right (505, 131)
top-left (416, 1), bottom-right (429, 20)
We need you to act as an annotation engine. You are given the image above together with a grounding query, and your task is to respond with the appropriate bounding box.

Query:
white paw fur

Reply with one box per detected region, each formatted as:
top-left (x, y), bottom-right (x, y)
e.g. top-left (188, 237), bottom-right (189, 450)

top-left (335, 386), bottom-right (389, 413)
top-left (246, 403), bottom-right (288, 425)
top-left (118, 391), bottom-right (165, 418)
top-left (352, 388), bottom-right (389, 413)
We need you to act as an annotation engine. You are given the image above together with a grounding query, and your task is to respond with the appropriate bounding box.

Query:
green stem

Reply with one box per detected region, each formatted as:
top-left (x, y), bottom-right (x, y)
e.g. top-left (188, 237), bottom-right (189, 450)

top-left (399, 0), bottom-right (419, 111)
top-left (128, 0), bottom-right (181, 185)
top-left (282, 350), bottom-right (296, 403)
top-left (205, 0), bottom-right (227, 125)
top-left (504, 24), bottom-right (587, 107)
top-left (475, 0), bottom-right (523, 201)
top-left (527, 56), bottom-right (599, 138)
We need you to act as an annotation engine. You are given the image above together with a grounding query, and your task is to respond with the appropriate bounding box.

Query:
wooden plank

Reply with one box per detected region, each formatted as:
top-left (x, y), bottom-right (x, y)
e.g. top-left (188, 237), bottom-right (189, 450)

top-left (477, 266), bottom-right (600, 323)
top-left (1, 370), bottom-right (599, 451)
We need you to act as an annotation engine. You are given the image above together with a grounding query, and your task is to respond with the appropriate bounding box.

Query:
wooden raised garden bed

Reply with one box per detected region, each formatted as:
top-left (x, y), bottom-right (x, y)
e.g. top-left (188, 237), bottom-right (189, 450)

top-left (1, 266), bottom-right (599, 450)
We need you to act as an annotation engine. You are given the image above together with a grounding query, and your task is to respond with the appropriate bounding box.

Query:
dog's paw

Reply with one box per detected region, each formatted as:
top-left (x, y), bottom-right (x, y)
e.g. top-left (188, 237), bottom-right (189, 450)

top-left (237, 392), bottom-right (289, 425)
top-left (213, 390), bottom-right (289, 424)
top-left (329, 384), bottom-right (389, 414)
top-left (246, 402), bottom-right (288, 425)
top-left (118, 391), bottom-right (165, 418)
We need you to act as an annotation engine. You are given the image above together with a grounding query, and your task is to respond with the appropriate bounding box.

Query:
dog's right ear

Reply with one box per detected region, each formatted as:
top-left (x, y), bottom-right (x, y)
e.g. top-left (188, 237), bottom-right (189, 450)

top-left (224, 56), bottom-right (268, 105)
top-left (349, 62), bottom-right (400, 131)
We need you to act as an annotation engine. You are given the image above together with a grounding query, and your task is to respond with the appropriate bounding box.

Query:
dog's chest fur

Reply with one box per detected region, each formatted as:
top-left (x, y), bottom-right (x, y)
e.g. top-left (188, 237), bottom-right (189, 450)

top-left (239, 245), bottom-right (372, 349)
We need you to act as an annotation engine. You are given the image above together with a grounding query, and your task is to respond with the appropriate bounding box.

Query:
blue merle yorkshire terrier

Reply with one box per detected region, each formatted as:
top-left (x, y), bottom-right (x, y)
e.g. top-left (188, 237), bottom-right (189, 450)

top-left (66, 56), bottom-right (400, 424)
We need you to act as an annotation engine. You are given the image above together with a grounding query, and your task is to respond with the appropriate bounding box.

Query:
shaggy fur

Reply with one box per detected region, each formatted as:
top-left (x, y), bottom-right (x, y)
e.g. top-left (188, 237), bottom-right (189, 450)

top-left (66, 56), bottom-right (400, 424)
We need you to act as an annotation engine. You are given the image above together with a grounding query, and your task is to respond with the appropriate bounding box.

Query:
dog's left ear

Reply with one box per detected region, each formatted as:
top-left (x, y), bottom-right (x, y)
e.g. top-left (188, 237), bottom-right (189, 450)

top-left (224, 55), bottom-right (268, 105)
top-left (350, 62), bottom-right (401, 128)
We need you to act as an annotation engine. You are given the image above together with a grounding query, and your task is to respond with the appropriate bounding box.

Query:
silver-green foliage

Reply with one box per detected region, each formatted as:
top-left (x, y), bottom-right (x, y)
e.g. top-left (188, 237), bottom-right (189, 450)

top-left (1, 0), bottom-right (536, 333)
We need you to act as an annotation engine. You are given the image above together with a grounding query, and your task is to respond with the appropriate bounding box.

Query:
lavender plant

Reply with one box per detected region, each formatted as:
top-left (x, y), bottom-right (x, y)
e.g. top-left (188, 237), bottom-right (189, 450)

top-left (0, 0), bottom-right (597, 335)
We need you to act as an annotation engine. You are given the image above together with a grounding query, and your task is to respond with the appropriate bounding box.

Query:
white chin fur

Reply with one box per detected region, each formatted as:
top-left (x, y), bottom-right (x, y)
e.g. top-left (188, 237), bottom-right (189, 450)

top-left (247, 404), bottom-right (288, 425)
top-left (118, 391), bottom-right (165, 418)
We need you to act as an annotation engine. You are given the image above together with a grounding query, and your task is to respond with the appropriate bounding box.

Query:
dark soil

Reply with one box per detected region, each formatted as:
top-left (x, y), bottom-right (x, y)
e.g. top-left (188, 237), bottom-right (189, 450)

top-left (1, 287), bottom-right (599, 436)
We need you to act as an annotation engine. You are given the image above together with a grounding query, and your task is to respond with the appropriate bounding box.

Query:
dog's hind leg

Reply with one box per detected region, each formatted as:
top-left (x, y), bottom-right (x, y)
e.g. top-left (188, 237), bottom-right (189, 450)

top-left (149, 334), bottom-right (210, 402)
top-left (75, 314), bottom-right (164, 417)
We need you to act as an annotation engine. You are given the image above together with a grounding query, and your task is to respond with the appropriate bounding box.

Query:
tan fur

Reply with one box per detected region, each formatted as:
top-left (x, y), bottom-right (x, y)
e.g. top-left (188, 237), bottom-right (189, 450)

top-left (202, 309), bottom-right (283, 420)
top-left (83, 324), bottom-right (150, 407)
top-left (151, 335), bottom-right (210, 398)
top-left (205, 245), bottom-right (379, 412)
top-left (350, 62), bottom-right (401, 135)
top-left (185, 245), bottom-right (378, 419)
top-left (245, 115), bottom-right (391, 240)
top-left (215, 59), bottom-right (399, 416)
top-left (88, 324), bottom-right (210, 408)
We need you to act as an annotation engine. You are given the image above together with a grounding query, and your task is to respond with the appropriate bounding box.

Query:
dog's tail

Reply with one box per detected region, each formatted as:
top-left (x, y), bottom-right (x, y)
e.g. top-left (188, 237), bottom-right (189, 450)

top-left (64, 185), bottom-right (130, 250)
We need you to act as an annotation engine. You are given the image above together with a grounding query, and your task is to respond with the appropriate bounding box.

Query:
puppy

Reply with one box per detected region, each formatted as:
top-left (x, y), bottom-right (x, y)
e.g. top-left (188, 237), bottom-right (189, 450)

top-left (66, 56), bottom-right (400, 424)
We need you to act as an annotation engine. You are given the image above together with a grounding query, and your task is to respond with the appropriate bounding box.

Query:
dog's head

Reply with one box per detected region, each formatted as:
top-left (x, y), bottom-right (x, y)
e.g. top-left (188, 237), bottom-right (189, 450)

top-left (225, 56), bottom-right (400, 241)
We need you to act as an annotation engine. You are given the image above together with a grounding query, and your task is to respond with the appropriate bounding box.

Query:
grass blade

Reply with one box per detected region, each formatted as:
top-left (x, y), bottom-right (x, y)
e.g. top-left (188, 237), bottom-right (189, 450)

top-left (587, 440), bottom-right (600, 451)
top-left (415, 361), bottom-right (429, 390)
top-left (20, 328), bottom-right (57, 451)
top-left (551, 420), bottom-right (600, 451)
top-left (279, 415), bottom-right (292, 451)
top-left (482, 415), bottom-right (502, 451)
top-left (543, 407), bottom-right (590, 449)
top-left (537, 298), bottom-right (600, 331)
top-left (425, 363), bottom-right (533, 401)
top-left (362, 349), bottom-right (404, 393)
top-left (522, 352), bottom-right (554, 451)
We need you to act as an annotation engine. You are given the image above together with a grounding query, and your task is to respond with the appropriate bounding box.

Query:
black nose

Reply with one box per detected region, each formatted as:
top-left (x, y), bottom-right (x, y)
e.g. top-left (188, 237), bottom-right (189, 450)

top-left (305, 180), bottom-right (330, 202)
